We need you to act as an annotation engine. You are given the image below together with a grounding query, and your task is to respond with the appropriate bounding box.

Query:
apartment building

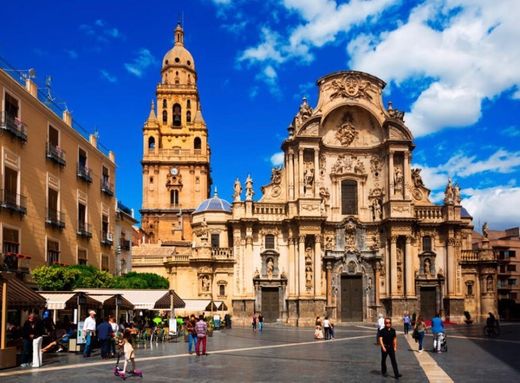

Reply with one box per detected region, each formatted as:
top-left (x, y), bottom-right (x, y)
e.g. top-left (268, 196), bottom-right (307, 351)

top-left (0, 65), bottom-right (118, 280)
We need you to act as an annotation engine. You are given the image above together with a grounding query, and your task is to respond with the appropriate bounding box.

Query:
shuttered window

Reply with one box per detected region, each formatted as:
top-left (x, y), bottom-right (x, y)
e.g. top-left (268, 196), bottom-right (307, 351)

top-left (341, 180), bottom-right (357, 215)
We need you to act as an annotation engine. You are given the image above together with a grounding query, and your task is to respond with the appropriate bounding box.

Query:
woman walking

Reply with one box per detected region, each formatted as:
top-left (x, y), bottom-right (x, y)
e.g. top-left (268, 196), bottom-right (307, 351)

top-left (414, 315), bottom-right (426, 353)
top-left (252, 313), bottom-right (257, 333)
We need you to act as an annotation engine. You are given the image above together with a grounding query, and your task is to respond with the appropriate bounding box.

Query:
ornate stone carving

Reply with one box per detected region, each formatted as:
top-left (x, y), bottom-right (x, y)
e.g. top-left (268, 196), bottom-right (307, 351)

top-left (294, 97), bottom-right (313, 128)
top-left (166, 173), bottom-right (183, 188)
top-left (344, 219), bottom-right (357, 251)
top-left (303, 168), bottom-right (315, 195)
top-left (370, 154), bottom-right (383, 176)
top-left (444, 178), bottom-right (455, 204)
top-left (482, 222), bottom-right (489, 238)
top-left (271, 167), bottom-right (282, 185)
top-left (245, 175), bottom-right (254, 201)
top-left (411, 168), bottom-right (425, 188)
top-left (336, 112), bottom-right (358, 146)
top-left (393, 166), bottom-right (403, 195)
top-left (319, 153), bottom-right (326, 177)
top-left (319, 187), bottom-right (330, 214)
top-left (387, 101), bottom-right (405, 121)
top-left (328, 73), bottom-right (374, 101)
top-left (233, 178), bottom-right (242, 202)
top-left (370, 198), bottom-right (383, 221)
top-left (325, 235), bottom-right (335, 250)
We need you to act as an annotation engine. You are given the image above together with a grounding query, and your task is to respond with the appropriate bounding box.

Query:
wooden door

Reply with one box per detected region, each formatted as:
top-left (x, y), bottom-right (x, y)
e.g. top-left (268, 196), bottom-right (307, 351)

top-left (261, 287), bottom-right (280, 322)
top-left (341, 276), bottom-right (363, 321)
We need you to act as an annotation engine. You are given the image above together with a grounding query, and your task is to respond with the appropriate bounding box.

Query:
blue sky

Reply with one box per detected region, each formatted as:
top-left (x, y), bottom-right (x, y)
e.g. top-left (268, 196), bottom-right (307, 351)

top-left (1, 0), bottom-right (519, 229)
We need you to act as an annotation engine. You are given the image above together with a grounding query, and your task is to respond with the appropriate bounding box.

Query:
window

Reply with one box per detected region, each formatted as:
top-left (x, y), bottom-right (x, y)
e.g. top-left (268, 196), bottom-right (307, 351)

top-left (102, 214), bottom-right (109, 240)
top-left (508, 265), bottom-right (517, 272)
top-left (4, 92), bottom-right (19, 120)
top-left (2, 227), bottom-right (19, 255)
top-left (466, 282), bottom-right (473, 296)
top-left (162, 99), bottom-right (167, 108)
top-left (211, 233), bottom-right (220, 248)
top-left (150, 176), bottom-right (154, 184)
top-left (78, 148), bottom-right (87, 168)
top-left (170, 189), bottom-right (179, 206)
top-left (173, 103), bottom-right (181, 126)
top-left (162, 110), bottom-right (167, 123)
top-left (47, 239), bottom-right (60, 265)
top-left (78, 249), bottom-right (87, 265)
top-left (508, 279), bottom-right (517, 286)
top-left (194, 137), bottom-right (201, 150)
top-left (78, 202), bottom-right (87, 230)
top-left (148, 136), bottom-right (155, 149)
top-left (265, 234), bottom-right (275, 249)
top-left (219, 284), bottom-right (225, 297)
top-left (48, 187), bottom-right (59, 221)
top-left (101, 254), bottom-right (109, 271)
top-left (341, 180), bottom-right (357, 215)
top-left (3, 166), bottom-right (18, 204)
top-left (187, 99), bottom-right (191, 109)
top-left (186, 110), bottom-right (191, 123)
top-left (48, 125), bottom-right (59, 147)
top-left (102, 166), bottom-right (110, 186)
top-left (500, 265), bottom-right (506, 273)
top-left (423, 236), bottom-right (432, 252)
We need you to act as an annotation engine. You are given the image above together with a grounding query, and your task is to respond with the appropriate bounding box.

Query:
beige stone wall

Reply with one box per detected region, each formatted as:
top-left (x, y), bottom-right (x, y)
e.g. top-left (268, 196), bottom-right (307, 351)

top-left (0, 70), bottom-right (117, 275)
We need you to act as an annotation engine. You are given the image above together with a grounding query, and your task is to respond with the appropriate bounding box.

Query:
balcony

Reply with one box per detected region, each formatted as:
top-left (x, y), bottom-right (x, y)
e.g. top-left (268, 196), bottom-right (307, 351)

top-left (77, 222), bottom-right (92, 239)
top-left (45, 209), bottom-right (66, 229)
top-left (76, 163), bottom-right (92, 183)
top-left (0, 252), bottom-right (30, 273)
top-left (100, 231), bottom-right (113, 247)
top-left (101, 178), bottom-right (114, 197)
top-left (1, 112), bottom-right (27, 142)
top-left (0, 189), bottom-right (27, 215)
top-left (46, 143), bottom-right (66, 166)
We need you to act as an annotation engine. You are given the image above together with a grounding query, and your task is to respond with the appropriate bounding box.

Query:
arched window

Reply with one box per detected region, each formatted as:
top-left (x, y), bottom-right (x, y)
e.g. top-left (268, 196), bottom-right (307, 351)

top-left (186, 110), bottom-right (192, 123)
top-left (162, 99), bottom-right (167, 108)
top-left (187, 99), bottom-right (191, 109)
top-left (423, 236), bottom-right (432, 251)
top-left (194, 137), bottom-right (201, 150)
top-left (341, 179), bottom-right (357, 215)
top-left (187, 74), bottom-right (191, 84)
top-left (265, 234), bottom-right (275, 249)
top-left (170, 190), bottom-right (179, 206)
top-left (173, 103), bottom-right (181, 126)
top-left (162, 110), bottom-right (167, 124)
top-left (148, 136), bottom-right (155, 149)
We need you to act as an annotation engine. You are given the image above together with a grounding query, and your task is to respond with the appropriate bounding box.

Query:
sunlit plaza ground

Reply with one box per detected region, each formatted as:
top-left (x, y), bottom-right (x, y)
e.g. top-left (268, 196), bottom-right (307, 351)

top-left (1, 323), bottom-right (519, 382)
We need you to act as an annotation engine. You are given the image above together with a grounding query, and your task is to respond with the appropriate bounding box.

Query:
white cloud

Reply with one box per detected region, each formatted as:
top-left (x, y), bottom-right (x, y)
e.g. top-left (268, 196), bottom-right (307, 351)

top-left (270, 152), bottom-right (285, 167)
top-left (80, 19), bottom-right (123, 42)
top-left (100, 69), bottom-right (117, 83)
top-left (65, 49), bottom-right (78, 59)
top-left (462, 186), bottom-right (520, 229)
top-left (348, 0), bottom-right (520, 136)
top-left (239, 28), bottom-right (285, 65)
top-left (502, 126), bottom-right (520, 138)
top-left (124, 49), bottom-right (157, 77)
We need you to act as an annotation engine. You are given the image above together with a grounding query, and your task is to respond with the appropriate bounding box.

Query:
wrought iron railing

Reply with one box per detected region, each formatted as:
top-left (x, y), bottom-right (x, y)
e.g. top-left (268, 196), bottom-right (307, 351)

top-left (101, 178), bottom-right (114, 196)
top-left (46, 142), bottom-right (66, 166)
top-left (1, 111), bottom-right (27, 142)
top-left (0, 189), bottom-right (27, 215)
top-left (46, 209), bottom-right (66, 229)
top-left (100, 230), bottom-right (113, 246)
top-left (77, 163), bottom-right (92, 183)
top-left (77, 222), bottom-right (92, 238)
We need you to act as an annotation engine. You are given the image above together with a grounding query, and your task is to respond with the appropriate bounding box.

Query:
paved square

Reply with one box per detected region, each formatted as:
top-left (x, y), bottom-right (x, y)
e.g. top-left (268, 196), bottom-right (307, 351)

top-left (0, 324), bottom-right (519, 382)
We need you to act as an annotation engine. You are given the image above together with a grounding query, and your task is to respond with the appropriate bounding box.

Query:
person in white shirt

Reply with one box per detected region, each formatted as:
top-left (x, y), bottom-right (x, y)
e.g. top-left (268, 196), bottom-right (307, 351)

top-left (323, 317), bottom-right (331, 340)
top-left (376, 313), bottom-right (385, 345)
top-left (83, 310), bottom-right (97, 357)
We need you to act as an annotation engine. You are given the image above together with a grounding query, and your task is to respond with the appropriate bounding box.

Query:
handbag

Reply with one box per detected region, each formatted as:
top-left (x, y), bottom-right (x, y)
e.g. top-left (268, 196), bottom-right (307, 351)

top-left (412, 328), bottom-right (419, 339)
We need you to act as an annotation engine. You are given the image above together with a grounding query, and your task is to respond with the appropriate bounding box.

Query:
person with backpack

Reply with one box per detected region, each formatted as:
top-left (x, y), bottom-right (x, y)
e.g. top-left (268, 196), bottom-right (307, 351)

top-left (195, 315), bottom-right (208, 356)
top-left (186, 315), bottom-right (197, 354)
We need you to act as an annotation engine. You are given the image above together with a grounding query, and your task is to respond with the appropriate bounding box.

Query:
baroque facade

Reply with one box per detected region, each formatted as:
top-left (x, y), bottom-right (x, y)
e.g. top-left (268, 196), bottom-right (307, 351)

top-left (133, 26), bottom-right (497, 324)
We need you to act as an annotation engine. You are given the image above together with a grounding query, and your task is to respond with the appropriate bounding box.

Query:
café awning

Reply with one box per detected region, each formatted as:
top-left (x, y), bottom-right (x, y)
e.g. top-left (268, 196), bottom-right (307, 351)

top-left (153, 290), bottom-right (185, 309)
top-left (206, 300), bottom-right (228, 311)
top-left (75, 289), bottom-right (182, 310)
top-left (88, 294), bottom-right (134, 310)
top-left (0, 274), bottom-right (46, 309)
top-left (40, 292), bottom-right (101, 310)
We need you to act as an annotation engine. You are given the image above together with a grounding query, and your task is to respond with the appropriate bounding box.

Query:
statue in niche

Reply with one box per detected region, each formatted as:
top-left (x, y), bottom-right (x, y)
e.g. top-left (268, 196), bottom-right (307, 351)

top-left (353, 157), bottom-right (365, 174)
top-left (245, 175), bottom-right (254, 201)
top-left (396, 247), bottom-right (403, 263)
top-left (486, 275), bottom-right (493, 292)
top-left (305, 247), bottom-right (313, 264)
top-left (319, 187), bottom-right (330, 213)
top-left (266, 258), bottom-right (274, 279)
top-left (371, 198), bottom-right (382, 221)
top-left (367, 276), bottom-right (373, 290)
top-left (303, 168), bottom-right (314, 195)
top-left (347, 261), bottom-right (356, 274)
top-left (397, 266), bottom-right (403, 291)
top-left (201, 275), bottom-right (210, 292)
top-left (233, 178), bottom-right (242, 202)
top-left (394, 167), bottom-right (403, 194)
top-left (482, 222), bottom-right (489, 239)
top-left (305, 266), bottom-right (313, 288)
top-left (411, 168), bottom-right (425, 188)
top-left (325, 236), bottom-right (334, 250)
top-left (444, 178), bottom-right (454, 204)
top-left (424, 258), bottom-right (431, 276)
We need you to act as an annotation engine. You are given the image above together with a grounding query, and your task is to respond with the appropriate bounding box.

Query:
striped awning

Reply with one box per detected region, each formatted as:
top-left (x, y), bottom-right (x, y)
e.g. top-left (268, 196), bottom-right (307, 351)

top-left (40, 292), bottom-right (102, 310)
top-left (0, 274), bottom-right (46, 309)
top-left (87, 294), bottom-right (134, 310)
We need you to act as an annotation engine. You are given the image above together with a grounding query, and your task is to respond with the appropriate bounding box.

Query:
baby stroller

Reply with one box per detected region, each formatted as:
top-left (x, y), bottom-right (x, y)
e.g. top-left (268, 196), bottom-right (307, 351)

top-left (433, 332), bottom-right (448, 352)
top-left (113, 344), bottom-right (143, 380)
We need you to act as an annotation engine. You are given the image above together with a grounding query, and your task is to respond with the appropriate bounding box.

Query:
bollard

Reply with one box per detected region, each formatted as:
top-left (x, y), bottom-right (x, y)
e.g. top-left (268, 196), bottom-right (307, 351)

top-left (32, 336), bottom-right (43, 367)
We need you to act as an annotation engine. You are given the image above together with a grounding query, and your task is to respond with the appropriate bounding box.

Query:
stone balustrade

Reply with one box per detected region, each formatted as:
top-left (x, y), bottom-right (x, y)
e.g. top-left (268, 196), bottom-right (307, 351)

top-left (415, 206), bottom-right (444, 221)
top-left (254, 203), bottom-right (286, 220)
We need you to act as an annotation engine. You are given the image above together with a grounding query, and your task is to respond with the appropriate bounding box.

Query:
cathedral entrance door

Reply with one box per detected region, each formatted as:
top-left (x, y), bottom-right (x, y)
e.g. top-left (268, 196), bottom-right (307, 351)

top-left (420, 287), bottom-right (436, 319)
top-left (340, 276), bottom-right (363, 321)
top-left (261, 287), bottom-right (280, 322)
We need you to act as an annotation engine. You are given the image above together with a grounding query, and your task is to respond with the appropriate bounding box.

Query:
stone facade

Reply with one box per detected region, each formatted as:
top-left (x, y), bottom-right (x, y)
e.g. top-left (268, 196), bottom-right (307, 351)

top-left (133, 26), bottom-right (497, 324)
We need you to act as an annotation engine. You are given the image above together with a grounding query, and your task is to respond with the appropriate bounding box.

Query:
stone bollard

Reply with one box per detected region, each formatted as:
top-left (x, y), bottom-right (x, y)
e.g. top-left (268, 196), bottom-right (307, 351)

top-left (32, 337), bottom-right (43, 367)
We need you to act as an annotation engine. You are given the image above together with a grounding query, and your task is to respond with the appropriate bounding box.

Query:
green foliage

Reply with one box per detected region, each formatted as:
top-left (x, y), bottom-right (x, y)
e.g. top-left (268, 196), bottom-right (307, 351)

top-left (32, 265), bottom-right (168, 291)
top-left (112, 272), bottom-right (169, 289)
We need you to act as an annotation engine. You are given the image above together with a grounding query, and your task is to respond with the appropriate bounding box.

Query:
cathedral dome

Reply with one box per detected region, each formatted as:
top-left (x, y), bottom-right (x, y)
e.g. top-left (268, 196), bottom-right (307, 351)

top-left (193, 190), bottom-right (231, 214)
top-left (162, 24), bottom-right (195, 71)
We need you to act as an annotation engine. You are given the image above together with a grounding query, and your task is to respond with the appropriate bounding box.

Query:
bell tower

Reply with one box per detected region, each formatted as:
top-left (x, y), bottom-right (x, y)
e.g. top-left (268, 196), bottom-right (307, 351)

top-left (141, 23), bottom-right (211, 244)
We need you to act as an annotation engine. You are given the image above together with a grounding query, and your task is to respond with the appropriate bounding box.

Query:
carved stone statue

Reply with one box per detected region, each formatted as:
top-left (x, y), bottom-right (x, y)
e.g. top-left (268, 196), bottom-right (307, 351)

top-left (245, 175), bottom-right (254, 201)
top-left (233, 178), bottom-right (242, 202)
top-left (482, 222), bottom-right (489, 239)
top-left (371, 198), bottom-right (382, 221)
top-left (303, 168), bottom-right (314, 195)
top-left (411, 168), bottom-right (425, 188)
top-left (393, 167), bottom-right (403, 194)
top-left (486, 275), bottom-right (493, 292)
top-left (319, 187), bottom-right (330, 213)
top-left (444, 178), bottom-right (454, 204)
top-left (266, 258), bottom-right (274, 279)
top-left (454, 183), bottom-right (461, 205)
top-left (305, 266), bottom-right (313, 288)
top-left (336, 117), bottom-right (358, 146)
top-left (254, 268), bottom-right (260, 278)
top-left (271, 167), bottom-right (282, 185)
top-left (305, 247), bottom-right (313, 264)
top-left (424, 258), bottom-right (431, 276)
top-left (354, 158), bottom-right (365, 174)
top-left (201, 275), bottom-right (210, 292)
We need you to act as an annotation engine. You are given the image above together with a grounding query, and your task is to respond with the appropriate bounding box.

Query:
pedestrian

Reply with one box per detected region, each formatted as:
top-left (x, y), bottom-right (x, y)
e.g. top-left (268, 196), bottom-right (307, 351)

top-left (378, 317), bottom-right (402, 379)
top-left (195, 314), bottom-right (208, 356)
top-left (109, 315), bottom-right (119, 356)
top-left (186, 314), bottom-right (197, 354)
top-left (376, 313), bottom-right (385, 345)
top-left (97, 316), bottom-right (114, 359)
top-left (118, 329), bottom-right (138, 378)
top-left (21, 313), bottom-right (44, 367)
top-left (258, 313), bottom-right (264, 333)
top-left (82, 310), bottom-right (97, 358)
top-left (403, 312), bottom-right (411, 335)
top-left (323, 316), bottom-right (331, 340)
top-left (414, 315), bottom-right (426, 353)
top-left (252, 313), bottom-right (257, 332)
top-left (431, 312), bottom-right (444, 353)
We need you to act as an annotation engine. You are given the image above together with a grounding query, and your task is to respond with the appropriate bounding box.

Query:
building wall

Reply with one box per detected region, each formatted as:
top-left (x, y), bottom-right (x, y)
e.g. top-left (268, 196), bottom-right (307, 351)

top-left (0, 69), bottom-right (117, 276)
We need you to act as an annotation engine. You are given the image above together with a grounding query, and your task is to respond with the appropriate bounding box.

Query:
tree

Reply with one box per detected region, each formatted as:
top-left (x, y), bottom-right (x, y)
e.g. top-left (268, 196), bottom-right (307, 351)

top-left (32, 264), bottom-right (114, 290)
top-left (112, 272), bottom-right (169, 289)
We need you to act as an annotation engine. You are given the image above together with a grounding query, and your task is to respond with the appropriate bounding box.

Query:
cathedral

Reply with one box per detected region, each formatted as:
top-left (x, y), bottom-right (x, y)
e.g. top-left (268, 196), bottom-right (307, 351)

top-left (132, 25), bottom-right (497, 325)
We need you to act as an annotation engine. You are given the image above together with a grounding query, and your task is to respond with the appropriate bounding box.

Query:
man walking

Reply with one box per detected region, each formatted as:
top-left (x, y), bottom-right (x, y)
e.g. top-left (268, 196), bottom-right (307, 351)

top-left (378, 317), bottom-right (402, 379)
top-left (83, 310), bottom-right (97, 358)
top-left (97, 316), bottom-right (113, 359)
top-left (431, 312), bottom-right (444, 353)
top-left (258, 313), bottom-right (264, 333)
top-left (195, 315), bottom-right (208, 356)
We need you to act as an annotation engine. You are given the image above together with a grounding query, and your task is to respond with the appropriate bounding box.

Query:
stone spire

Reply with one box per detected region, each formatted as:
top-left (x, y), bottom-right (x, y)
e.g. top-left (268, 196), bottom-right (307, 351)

top-left (174, 23), bottom-right (184, 46)
top-left (146, 100), bottom-right (157, 123)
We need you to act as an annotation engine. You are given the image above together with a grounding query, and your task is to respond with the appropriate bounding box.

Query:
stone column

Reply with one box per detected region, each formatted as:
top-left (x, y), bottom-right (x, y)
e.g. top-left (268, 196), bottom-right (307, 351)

top-left (314, 235), bottom-right (322, 297)
top-left (390, 236), bottom-right (398, 297)
top-left (314, 149), bottom-right (319, 197)
top-left (403, 152), bottom-right (411, 200)
top-left (447, 237), bottom-right (456, 295)
top-left (405, 237), bottom-right (414, 297)
top-left (288, 150), bottom-right (294, 200)
top-left (298, 235), bottom-right (306, 296)
top-left (233, 228), bottom-right (242, 295)
top-left (298, 149), bottom-right (304, 198)
top-left (326, 262), bottom-right (333, 306)
top-left (245, 228), bottom-right (254, 295)
top-left (388, 152), bottom-right (394, 199)
top-left (288, 235), bottom-right (296, 297)
top-left (374, 261), bottom-right (381, 306)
